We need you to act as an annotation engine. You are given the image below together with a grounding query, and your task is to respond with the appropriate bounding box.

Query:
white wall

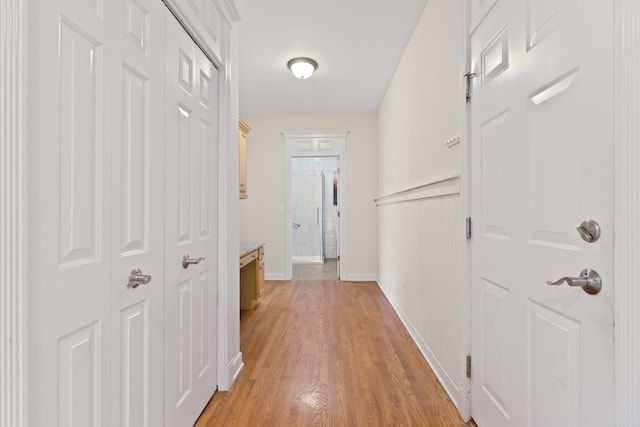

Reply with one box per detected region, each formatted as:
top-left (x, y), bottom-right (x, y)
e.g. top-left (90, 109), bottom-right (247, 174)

top-left (376, 0), bottom-right (466, 416)
top-left (378, 0), bottom-right (460, 196)
top-left (239, 114), bottom-right (378, 280)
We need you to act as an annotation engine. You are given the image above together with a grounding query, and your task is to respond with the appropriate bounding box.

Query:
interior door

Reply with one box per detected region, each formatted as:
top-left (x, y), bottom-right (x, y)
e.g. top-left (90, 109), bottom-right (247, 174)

top-left (164, 10), bottom-right (219, 427)
top-left (28, 2), bottom-right (112, 424)
top-left (469, 1), bottom-right (614, 426)
top-left (110, 0), bottom-right (166, 425)
top-left (28, 0), bottom-right (166, 425)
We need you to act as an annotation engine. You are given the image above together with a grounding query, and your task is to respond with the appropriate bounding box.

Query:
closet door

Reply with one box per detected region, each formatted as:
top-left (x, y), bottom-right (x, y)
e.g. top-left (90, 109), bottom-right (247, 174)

top-left (164, 10), bottom-right (219, 427)
top-left (28, 2), bottom-right (113, 424)
top-left (27, 0), bottom-right (166, 425)
top-left (110, 0), bottom-right (166, 426)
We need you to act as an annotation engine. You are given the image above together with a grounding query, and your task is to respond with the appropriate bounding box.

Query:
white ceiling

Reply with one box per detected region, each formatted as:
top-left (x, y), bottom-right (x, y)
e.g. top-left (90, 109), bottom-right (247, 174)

top-left (238, 0), bottom-right (429, 117)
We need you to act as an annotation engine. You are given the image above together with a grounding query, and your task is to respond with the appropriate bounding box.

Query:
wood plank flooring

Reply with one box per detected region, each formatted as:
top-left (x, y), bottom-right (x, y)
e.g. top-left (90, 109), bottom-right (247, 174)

top-left (195, 279), bottom-right (475, 426)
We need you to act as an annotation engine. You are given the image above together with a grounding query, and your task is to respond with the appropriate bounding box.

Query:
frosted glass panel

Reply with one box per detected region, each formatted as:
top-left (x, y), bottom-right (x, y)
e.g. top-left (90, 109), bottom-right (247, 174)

top-left (291, 157), bottom-right (339, 264)
top-left (291, 171), bottom-right (323, 262)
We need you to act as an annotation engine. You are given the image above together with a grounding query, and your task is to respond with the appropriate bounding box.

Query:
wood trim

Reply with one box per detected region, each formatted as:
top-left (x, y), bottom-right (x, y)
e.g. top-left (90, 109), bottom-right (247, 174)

top-left (614, 1), bottom-right (640, 425)
top-left (374, 175), bottom-right (461, 206)
top-left (239, 118), bottom-right (250, 134)
top-left (162, 0), bottom-right (240, 68)
top-left (215, 17), bottom-right (237, 390)
top-left (283, 132), bottom-right (348, 281)
top-left (281, 130), bottom-right (350, 139)
top-left (1, 1), bottom-right (27, 426)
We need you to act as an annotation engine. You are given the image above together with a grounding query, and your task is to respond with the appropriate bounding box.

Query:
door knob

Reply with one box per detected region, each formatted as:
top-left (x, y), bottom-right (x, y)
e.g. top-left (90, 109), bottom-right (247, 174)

top-left (127, 268), bottom-right (152, 289)
top-left (546, 268), bottom-right (602, 295)
top-left (577, 219), bottom-right (601, 243)
top-left (182, 254), bottom-right (205, 269)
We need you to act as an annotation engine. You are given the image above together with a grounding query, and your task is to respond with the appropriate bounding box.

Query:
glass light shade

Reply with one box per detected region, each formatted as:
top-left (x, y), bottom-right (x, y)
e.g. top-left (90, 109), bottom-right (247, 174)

top-left (287, 57), bottom-right (318, 79)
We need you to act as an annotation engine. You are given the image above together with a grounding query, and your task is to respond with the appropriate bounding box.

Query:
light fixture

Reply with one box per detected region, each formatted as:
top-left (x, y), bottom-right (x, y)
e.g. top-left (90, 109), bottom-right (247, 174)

top-left (287, 57), bottom-right (318, 79)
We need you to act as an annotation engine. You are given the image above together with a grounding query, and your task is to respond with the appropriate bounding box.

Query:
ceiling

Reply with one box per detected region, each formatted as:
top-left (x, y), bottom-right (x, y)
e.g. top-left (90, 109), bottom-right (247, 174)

top-left (238, 0), bottom-right (429, 117)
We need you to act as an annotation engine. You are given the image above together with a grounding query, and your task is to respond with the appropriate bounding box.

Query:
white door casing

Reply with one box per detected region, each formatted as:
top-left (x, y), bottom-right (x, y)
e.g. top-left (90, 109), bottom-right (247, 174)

top-left (282, 131), bottom-right (348, 280)
top-left (164, 9), bottom-right (219, 426)
top-left (469, 0), bottom-right (614, 426)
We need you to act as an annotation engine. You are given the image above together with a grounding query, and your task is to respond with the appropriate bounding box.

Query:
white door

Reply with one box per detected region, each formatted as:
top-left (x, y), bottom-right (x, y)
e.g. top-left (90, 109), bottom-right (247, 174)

top-left (110, 0), bottom-right (166, 425)
top-left (164, 10), bottom-right (219, 427)
top-left (469, 1), bottom-right (614, 426)
top-left (27, 0), bottom-right (166, 425)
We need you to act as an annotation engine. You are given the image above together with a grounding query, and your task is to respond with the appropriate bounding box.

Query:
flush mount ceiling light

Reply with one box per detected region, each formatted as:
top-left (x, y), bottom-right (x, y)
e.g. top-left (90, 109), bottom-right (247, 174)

top-left (287, 57), bottom-right (318, 79)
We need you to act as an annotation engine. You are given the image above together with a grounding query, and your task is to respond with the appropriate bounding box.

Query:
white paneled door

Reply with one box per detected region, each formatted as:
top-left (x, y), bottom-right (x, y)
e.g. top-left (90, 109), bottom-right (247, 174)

top-left (110, 1), bottom-right (166, 425)
top-left (469, 1), bottom-right (613, 426)
top-left (164, 10), bottom-right (219, 427)
top-left (29, 0), bottom-right (166, 425)
top-left (28, 1), bottom-right (219, 426)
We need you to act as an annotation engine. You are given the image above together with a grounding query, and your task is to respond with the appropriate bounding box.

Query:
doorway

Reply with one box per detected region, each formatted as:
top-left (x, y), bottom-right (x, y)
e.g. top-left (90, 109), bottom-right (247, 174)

top-left (282, 130), bottom-right (348, 281)
top-left (291, 157), bottom-right (340, 280)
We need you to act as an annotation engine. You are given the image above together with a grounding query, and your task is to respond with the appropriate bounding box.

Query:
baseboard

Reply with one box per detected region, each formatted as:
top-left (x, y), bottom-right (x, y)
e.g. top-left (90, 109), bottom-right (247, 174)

top-left (375, 280), bottom-right (468, 418)
top-left (266, 273), bottom-right (378, 282)
top-left (219, 351), bottom-right (243, 391)
top-left (342, 274), bottom-right (378, 282)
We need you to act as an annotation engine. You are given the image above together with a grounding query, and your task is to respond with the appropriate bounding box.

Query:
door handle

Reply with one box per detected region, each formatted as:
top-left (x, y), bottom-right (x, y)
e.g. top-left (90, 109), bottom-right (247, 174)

top-left (182, 254), bottom-right (205, 269)
top-left (546, 268), bottom-right (602, 295)
top-left (576, 219), bottom-right (601, 243)
top-left (127, 268), bottom-right (152, 289)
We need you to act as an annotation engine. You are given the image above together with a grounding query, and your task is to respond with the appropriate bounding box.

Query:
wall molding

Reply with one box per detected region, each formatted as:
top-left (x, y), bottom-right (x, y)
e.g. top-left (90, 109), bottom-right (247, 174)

top-left (1, 0), bottom-right (27, 426)
top-left (342, 274), bottom-right (378, 282)
top-left (614, 0), bottom-right (640, 425)
top-left (375, 174), bottom-right (461, 206)
top-left (265, 273), bottom-right (289, 281)
top-left (163, 0), bottom-right (240, 67)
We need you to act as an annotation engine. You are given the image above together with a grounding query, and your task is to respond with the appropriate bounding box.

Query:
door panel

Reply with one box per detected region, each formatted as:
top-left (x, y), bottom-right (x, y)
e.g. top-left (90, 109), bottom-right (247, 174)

top-left (29, 0), bottom-right (166, 425)
top-left (28, 1), bottom-right (111, 425)
top-left (470, 0), bottom-right (614, 426)
top-left (165, 10), bottom-right (219, 426)
top-left (111, 0), bottom-right (165, 426)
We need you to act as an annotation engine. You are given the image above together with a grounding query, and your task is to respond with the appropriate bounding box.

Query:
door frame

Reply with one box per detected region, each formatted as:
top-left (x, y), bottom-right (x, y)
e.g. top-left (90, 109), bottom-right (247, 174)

top-left (460, 0), bottom-right (640, 425)
top-left (612, 1), bottom-right (640, 424)
top-left (0, 1), bottom-right (240, 425)
top-left (282, 131), bottom-right (348, 281)
top-left (1, 1), bottom-right (28, 426)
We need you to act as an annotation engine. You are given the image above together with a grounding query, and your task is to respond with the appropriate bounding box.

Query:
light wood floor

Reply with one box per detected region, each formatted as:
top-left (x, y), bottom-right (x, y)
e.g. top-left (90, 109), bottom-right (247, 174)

top-left (195, 279), bottom-right (476, 426)
top-left (293, 259), bottom-right (338, 280)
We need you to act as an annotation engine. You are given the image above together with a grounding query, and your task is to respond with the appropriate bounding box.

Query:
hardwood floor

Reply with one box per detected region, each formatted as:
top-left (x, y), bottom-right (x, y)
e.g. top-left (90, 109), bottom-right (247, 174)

top-left (195, 279), bottom-right (475, 426)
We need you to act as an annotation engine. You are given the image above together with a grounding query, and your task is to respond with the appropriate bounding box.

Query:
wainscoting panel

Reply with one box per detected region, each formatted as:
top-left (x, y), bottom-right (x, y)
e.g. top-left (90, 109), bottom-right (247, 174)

top-left (377, 191), bottom-right (465, 414)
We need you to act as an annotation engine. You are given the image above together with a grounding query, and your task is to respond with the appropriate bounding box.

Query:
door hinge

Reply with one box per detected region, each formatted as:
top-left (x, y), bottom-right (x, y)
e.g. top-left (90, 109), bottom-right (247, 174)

top-left (337, 255), bottom-right (340, 261)
top-left (465, 72), bottom-right (477, 103)
top-left (466, 355), bottom-right (472, 378)
top-left (337, 211), bottom-right (340, 218)
top-left (465, 217), bottom-right (472, 239)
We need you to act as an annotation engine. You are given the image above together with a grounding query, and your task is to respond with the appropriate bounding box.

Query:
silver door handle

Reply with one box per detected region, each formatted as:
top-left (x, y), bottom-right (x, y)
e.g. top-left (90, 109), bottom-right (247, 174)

top-left (182, 254), bottom-right (205, 269)
top-left (546, 268), bottom-right (602, 295)
top-left (128, 268), bottom-right (152, 289)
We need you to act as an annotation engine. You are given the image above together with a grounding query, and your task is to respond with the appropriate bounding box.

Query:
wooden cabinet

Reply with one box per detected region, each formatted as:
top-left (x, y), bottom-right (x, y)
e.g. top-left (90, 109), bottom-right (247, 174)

top-left (239, 119), bottom-right (250, 199)
top-left (240, 242), bottom-right (264, 310)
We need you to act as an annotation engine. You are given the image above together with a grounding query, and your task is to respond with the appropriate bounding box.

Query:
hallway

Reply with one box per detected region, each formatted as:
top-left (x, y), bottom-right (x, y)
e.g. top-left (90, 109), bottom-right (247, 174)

top-left (293, 259), bottom-right (339, 280)
top-left (195, 279), bottom-right (473, 426)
